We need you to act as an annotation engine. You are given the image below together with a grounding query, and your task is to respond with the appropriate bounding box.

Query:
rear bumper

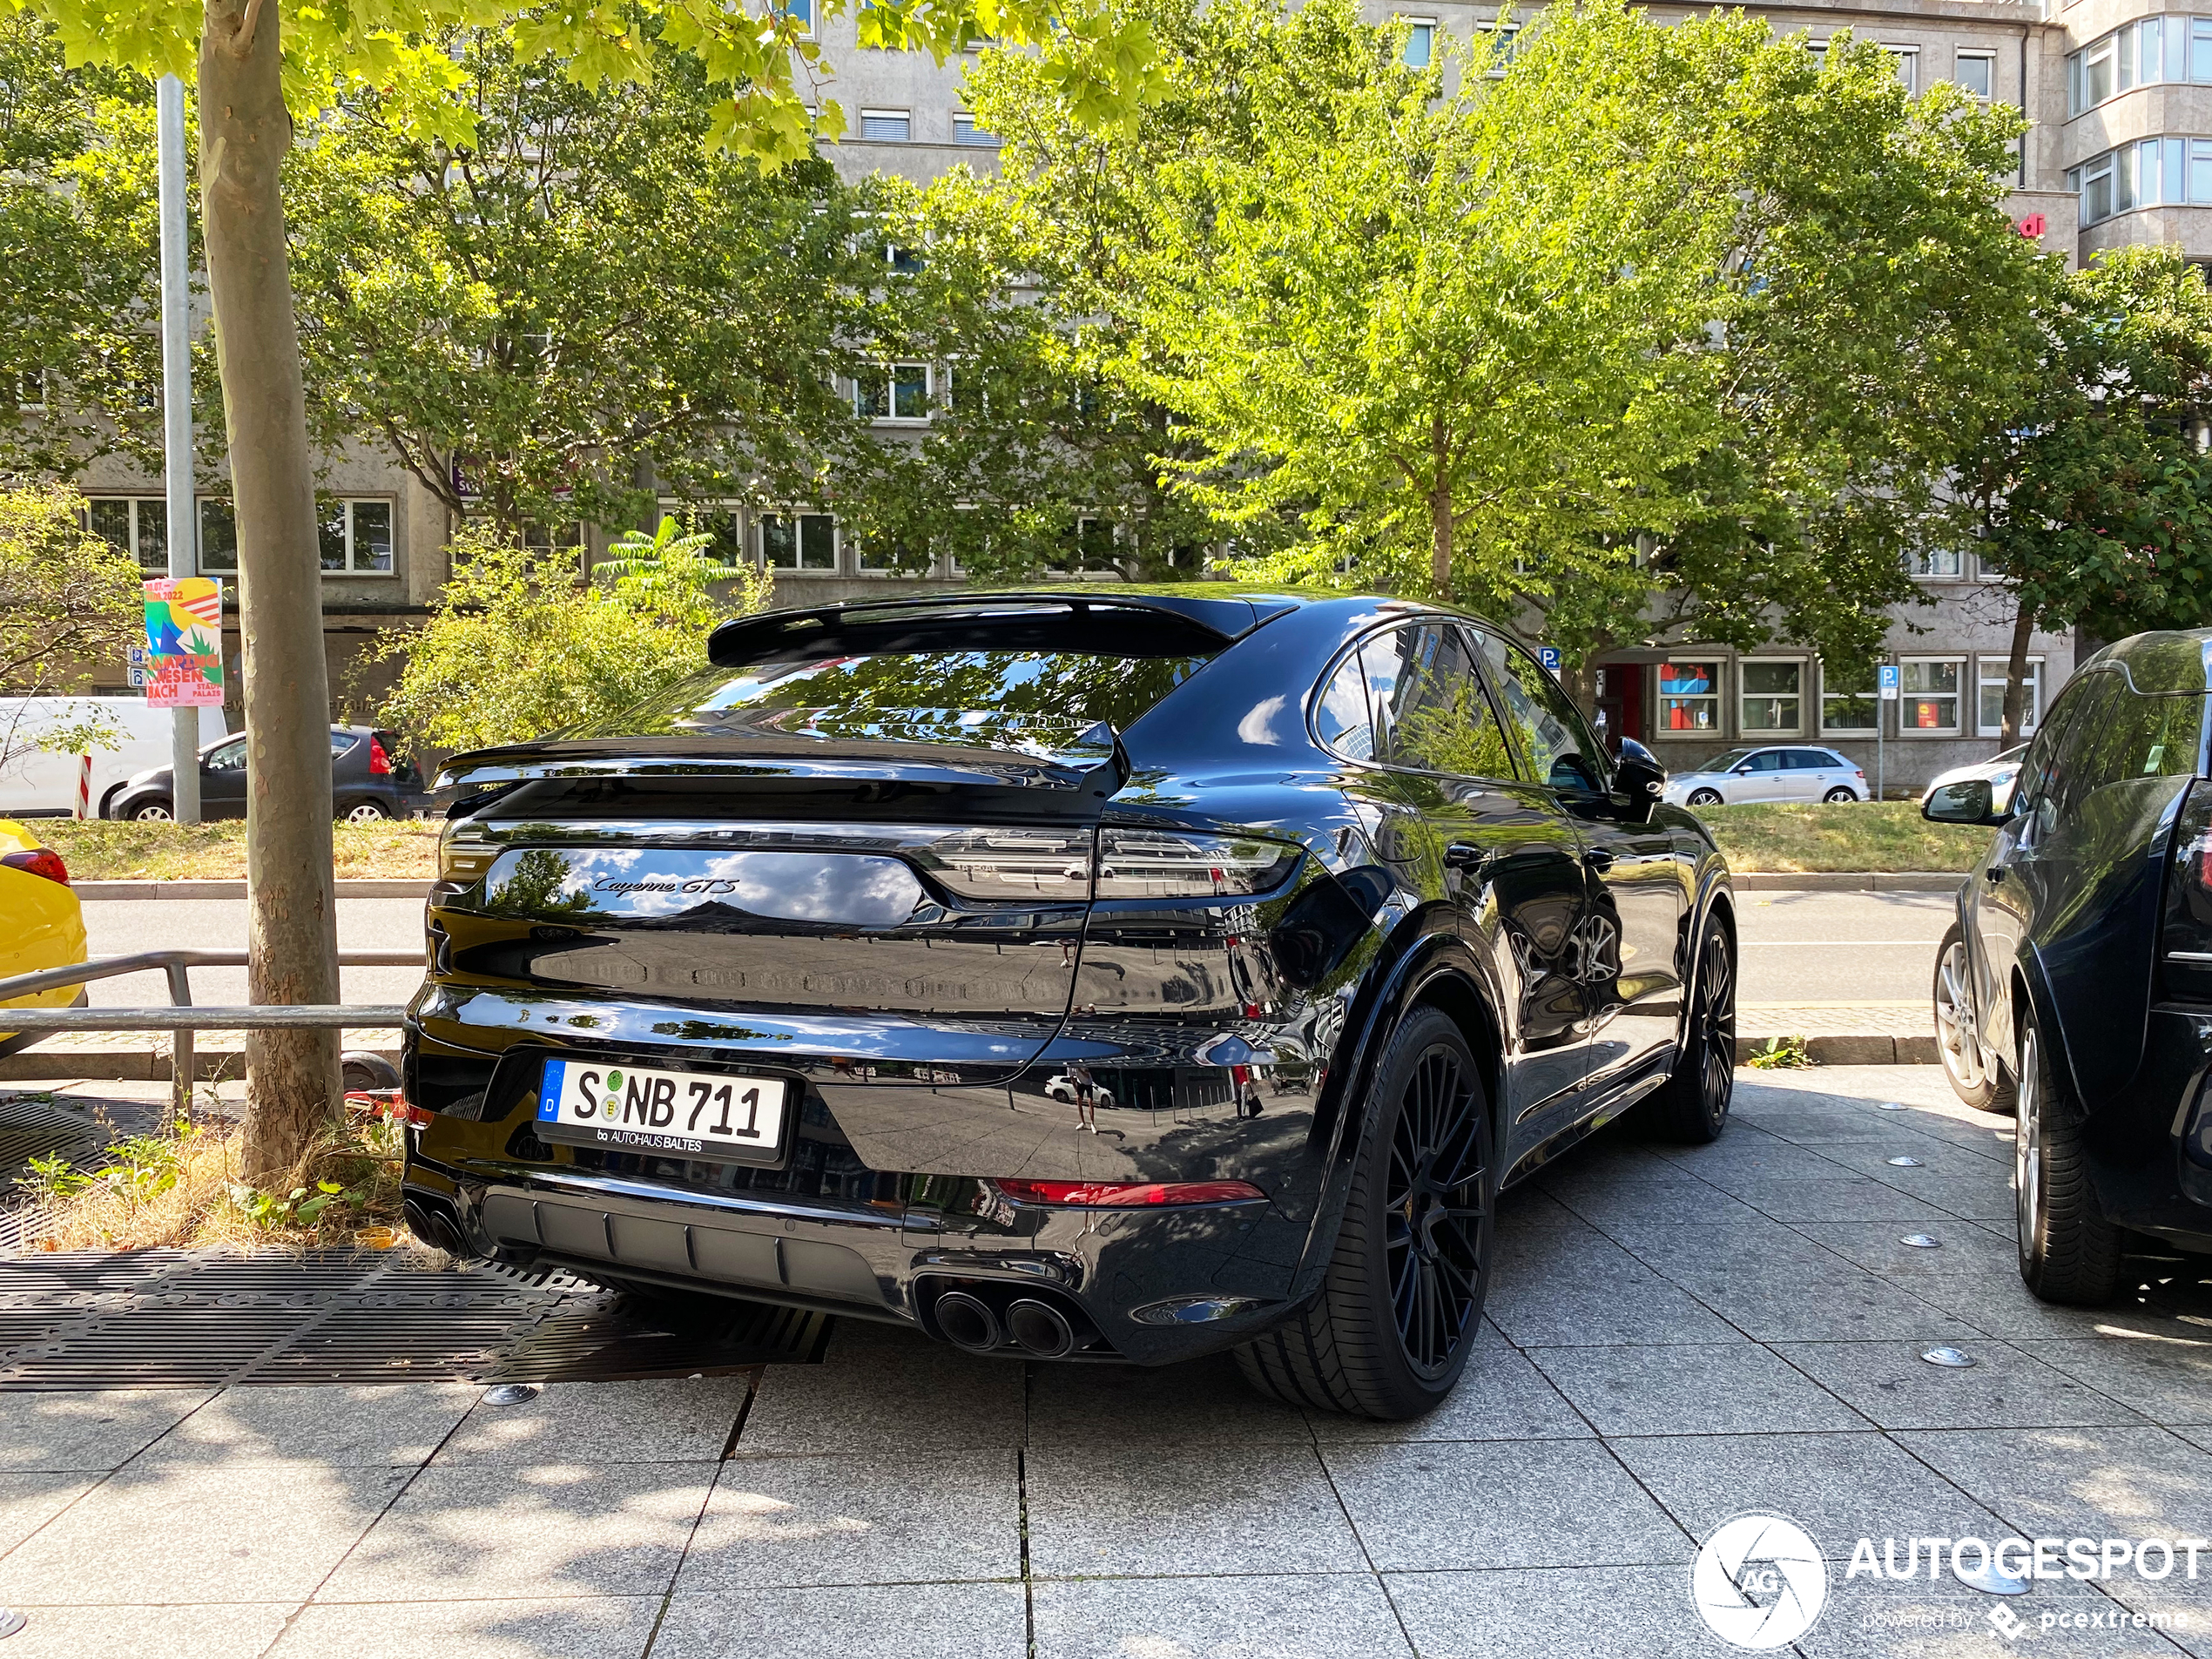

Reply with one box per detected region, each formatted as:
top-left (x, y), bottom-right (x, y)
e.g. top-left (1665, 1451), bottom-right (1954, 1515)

top-left (2087, 1007), bottom-right (2212, 1251)
top-left (400, 995), bottom-right (1342, 1364)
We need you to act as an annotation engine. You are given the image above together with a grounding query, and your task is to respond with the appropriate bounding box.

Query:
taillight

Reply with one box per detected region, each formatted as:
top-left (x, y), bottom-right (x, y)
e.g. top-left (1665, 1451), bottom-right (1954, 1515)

top-left (2160, 780), bottom-right (2212, 998)
top-left (922, 827), bottom-right (1095, 900)
top-left (368, 736), bottom-right (393, 776)
top-left (1094, 828), bottom-right (1300, 900)
top-left (994, 1178), bottom-right (1265, 1207)
top-left (2, 848), bottom-right (69, 887)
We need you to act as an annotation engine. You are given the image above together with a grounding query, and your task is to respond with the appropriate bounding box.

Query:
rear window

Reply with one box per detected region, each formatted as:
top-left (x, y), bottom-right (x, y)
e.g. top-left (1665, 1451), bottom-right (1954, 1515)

top-left (592, 650), bottom-right (1213, 751)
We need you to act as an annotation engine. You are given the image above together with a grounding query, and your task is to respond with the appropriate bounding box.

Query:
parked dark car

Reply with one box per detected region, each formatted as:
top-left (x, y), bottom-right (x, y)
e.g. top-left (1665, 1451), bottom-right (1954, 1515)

top-left (108, 725), bottom-right (427, 822)
top-left (400, 590), bottom-right (1736, 1419)
top-left (1925, 631), bottom-right (2212, 1303)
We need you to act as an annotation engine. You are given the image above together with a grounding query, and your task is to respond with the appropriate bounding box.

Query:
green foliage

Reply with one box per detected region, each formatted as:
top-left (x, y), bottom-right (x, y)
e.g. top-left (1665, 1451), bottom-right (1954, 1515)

top-left (24, 1122), bottom-right (192, 1204)
top-left (965, 0), bottom-right (2044, 677)
top-left (0, 484), bottom-right (145, 761)
top-left (1744, 1034), bottom-right (1813, 1070)
top-left (0, 16), bottom-right (176, 481)
top-left (226, 1177), bottom-right (347, 1230)
top-left (284, 40), bottom-right (894, 535)
top-left (376, 519), bottom-right (772, 752)
top-left (1968, 246), bottom-right (2212, 643)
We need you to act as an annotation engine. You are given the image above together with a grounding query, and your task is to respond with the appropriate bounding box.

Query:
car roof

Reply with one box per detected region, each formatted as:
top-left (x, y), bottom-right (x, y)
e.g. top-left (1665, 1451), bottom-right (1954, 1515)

top-left (2081, 631), bottom-right (2212, 695)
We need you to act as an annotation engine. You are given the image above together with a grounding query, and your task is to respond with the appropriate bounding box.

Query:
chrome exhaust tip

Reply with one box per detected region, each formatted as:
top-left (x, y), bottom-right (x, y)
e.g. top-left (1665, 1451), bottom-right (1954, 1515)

top-left (1005, 1298), bottom-right (1076, 1359)
top-left (934, 1290), bottom-right (1004, 1352)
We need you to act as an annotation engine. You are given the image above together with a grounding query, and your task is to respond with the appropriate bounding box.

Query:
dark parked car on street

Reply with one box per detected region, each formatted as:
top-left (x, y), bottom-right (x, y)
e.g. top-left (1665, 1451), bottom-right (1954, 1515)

top-left (108, 725), bottom-right (427, 822)
top-left (1925, 631), bottom-right (2212, 1302)
top-left (400, 590), bottom-right (1737, 1419)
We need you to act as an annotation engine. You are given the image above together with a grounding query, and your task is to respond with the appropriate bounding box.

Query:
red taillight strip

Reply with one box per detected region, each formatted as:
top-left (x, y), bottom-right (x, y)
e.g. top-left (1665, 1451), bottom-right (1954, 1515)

top-left (994, 1178), bottom-right (1265, 1207)
top-left (1, 848), bottom-right (70, 887)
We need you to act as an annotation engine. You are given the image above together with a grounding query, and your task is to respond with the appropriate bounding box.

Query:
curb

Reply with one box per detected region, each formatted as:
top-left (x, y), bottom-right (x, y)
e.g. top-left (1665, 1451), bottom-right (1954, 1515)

top-left (75, 879), bottom-right (429, 900)
top-left (1731, 872), bottom-right (1964, 893)
top-left (1736, 1034), bottom-right (1938, 1067)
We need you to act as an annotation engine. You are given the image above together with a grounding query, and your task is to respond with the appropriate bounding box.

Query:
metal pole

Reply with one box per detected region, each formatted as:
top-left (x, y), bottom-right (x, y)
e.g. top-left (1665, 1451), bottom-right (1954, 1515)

top-left (1878, 695), bottom-right (1886, 803)
top-left (157, 75), bottom-right (202, 826)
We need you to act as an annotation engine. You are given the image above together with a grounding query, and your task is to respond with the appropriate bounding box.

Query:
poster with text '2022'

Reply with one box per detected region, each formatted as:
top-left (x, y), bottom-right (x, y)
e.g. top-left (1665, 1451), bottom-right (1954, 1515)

top-left (142, 577), bottom-right (225, 708)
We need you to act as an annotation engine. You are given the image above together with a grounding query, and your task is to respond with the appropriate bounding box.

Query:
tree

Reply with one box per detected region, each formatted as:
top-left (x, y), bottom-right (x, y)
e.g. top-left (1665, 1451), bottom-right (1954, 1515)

top-left (376, 519), bottom-right (771, 753)
top-left (0, 485), bottom-right (144, 765)
top-left (0, 17), bottom-right (176, 482)
top-left (966, 0), bottom-right (2045, 696)
top-left (1966, 246), bottom-right (2212, 741)
top-left (23, 0), bottom-right (1160, 1181)
top-left (283, 38), bottom-right (888, 538)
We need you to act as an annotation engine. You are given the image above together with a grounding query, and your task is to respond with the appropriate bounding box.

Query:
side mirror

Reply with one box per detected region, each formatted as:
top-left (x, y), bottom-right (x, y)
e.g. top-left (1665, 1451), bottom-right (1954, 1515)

top-left (1611, 737), bottom-right (1666, 820)
top-left (1731, 764), bottom-right (1755, 775)
top-left (1923, 778), bottom-right (2006, 826)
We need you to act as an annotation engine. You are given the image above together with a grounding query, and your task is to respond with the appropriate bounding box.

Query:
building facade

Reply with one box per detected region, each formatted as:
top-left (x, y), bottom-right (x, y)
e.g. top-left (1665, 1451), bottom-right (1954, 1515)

top-left (65, 0), bottom-right (2185, 787)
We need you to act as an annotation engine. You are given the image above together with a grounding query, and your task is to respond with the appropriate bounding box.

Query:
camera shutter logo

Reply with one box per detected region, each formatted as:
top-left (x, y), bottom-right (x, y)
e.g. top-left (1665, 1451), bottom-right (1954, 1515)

top-left (1691, 1512), bottom-right (1829, 1649)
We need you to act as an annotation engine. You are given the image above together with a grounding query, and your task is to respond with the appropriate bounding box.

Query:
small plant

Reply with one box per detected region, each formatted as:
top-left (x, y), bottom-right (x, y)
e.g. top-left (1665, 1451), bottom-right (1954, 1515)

top-left (226, 1179), bottom-right (347, 1231)
top-left (1744, 1033), bottom-right (1814, 1070)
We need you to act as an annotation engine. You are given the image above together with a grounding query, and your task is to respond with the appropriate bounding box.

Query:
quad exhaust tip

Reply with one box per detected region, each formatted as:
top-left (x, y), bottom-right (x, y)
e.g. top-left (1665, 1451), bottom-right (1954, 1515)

top-left (934, 1291), bottom-right (1003, 1353)
top-left (1006, 1298), bottom-right (1076, 1359)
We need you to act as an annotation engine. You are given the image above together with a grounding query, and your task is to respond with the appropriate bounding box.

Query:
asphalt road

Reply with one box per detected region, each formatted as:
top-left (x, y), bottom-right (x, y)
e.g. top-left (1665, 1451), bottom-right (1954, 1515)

top-left (75, 888), bottom-right (1955, 1013)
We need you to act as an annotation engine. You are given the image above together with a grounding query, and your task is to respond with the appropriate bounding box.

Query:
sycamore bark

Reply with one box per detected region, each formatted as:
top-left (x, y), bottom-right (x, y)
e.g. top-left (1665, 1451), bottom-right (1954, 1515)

top-left (199, 0), bottom-right (341, 1179)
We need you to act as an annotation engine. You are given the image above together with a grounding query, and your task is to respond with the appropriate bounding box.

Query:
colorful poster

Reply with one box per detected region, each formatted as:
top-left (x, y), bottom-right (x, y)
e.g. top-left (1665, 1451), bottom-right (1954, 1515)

top-left (142, 577), bottom-right (225, 708)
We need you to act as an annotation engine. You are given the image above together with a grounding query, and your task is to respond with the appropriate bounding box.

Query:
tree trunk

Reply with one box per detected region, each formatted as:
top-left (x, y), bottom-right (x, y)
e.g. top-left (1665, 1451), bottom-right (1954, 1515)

top-left (199, 0), bottom-right (341, 1182)
top-left (2000, 597), bottom-right (2035, 745)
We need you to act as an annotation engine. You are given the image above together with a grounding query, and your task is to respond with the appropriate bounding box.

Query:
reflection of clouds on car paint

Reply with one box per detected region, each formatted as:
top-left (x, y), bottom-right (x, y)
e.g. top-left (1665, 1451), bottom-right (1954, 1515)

top-left (1237, 695), bottom-right (1288, 745)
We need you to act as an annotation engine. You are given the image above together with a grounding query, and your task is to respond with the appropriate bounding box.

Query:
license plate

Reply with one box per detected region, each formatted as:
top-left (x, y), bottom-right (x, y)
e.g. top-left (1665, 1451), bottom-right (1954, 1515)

top-left (536, 1058), bottom-right (788, 1163)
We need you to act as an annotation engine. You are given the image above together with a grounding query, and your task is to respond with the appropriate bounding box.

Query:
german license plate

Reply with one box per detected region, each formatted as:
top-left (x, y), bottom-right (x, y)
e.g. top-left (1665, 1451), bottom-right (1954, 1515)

top-left (536, 1058), bottom-right (788, 1163)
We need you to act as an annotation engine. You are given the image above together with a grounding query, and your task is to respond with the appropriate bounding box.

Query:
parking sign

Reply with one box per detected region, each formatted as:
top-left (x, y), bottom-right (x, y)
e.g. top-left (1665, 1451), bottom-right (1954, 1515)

top-left (1878, 664), bottom-right (1900, 702)
top-left (1536, 646), bottom-right (1561, 673)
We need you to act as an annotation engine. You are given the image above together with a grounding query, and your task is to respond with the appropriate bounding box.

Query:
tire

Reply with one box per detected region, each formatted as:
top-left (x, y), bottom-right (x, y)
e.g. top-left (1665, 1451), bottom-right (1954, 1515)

top-left (2015, 1009), bottom-right (2127, 1305)
top-left (1933, 923), bottom-right (2013, 1115)
top-left (129, 797), bottom-right (174, 822)
top-left (1822, 786), bottom-right (1857, 804)
top-left (1645, 918), bottom-right (1736, 1143)
top-left (1687, 788), bottom-right (1723, 807)
top-left (341, 799), bottom-right (392, 824)
top-left (1236, 1006), bottom-right (1494, 1420)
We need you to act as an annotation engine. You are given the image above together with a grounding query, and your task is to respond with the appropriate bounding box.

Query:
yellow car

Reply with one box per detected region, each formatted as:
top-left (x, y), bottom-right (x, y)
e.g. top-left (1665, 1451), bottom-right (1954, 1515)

top-left (0, 819), bottom-right (85, 1055)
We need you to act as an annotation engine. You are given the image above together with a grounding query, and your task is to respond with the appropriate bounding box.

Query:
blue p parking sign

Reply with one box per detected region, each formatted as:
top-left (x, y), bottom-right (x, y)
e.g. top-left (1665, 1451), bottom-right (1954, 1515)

top-left (1878, 664), bottom-right (1900, 700)
top-left (1537, 647), bottom-right (1561, 673)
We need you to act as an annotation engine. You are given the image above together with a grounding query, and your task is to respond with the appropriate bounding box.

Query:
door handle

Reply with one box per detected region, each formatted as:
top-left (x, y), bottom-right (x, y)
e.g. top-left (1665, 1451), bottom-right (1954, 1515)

top-left (1582, 849), bottom-right (1616, 873)
top-left (1444, 842), bottom-right (1492, 872)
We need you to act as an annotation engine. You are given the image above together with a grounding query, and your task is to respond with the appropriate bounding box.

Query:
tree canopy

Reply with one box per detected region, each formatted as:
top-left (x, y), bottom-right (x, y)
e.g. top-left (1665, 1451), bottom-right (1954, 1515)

top-left (962, 0), bottom-right (2048, 683)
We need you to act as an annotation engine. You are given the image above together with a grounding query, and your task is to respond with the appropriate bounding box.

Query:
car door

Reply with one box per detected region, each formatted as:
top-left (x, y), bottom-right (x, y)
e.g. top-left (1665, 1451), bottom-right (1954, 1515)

top-left (1473, 631), bottom-right (1686, 1096)
top-left (199, 735), bottom-right (249, 818)
top-left (1971, 674), bottom-right (2096, 1069)
top-left (1787, 749), bottom-right (1839, 800)
top-left (1348, 623), bottom-right (1596, 1126)
top-left (1729, 749), bottom-right (1790, 803)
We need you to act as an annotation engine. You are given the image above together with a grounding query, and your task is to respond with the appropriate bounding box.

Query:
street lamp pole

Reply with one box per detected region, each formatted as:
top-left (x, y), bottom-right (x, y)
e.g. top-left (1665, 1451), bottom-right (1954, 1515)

top-left (157, 73), bottom-right (201, 825)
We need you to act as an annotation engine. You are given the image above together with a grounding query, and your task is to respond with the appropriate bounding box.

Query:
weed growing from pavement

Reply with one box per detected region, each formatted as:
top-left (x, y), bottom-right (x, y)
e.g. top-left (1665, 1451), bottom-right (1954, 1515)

top-left (1744, 1033), bottom-right (1815, 1069)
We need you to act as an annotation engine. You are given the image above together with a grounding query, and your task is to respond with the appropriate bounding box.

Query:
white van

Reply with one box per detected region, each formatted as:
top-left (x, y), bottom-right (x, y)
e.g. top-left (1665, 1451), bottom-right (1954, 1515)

top-left (0, 697), bottom-right (231, 819)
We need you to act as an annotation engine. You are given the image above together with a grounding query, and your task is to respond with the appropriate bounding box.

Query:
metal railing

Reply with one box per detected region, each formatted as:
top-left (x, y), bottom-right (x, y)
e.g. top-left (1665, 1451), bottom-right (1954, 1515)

top-left (0, 950), bottom-right (417, 1116)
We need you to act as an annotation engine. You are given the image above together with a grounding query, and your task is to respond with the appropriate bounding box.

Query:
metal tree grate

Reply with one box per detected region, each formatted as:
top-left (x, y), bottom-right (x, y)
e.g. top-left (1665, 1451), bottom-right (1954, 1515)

top-left (0, 1250), bottom-right (831, 1388)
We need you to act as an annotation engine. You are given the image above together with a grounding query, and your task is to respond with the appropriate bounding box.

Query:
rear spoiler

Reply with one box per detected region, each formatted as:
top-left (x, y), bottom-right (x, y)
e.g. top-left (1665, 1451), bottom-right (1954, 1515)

top-left (705, 590), bottom-right (1297, 666)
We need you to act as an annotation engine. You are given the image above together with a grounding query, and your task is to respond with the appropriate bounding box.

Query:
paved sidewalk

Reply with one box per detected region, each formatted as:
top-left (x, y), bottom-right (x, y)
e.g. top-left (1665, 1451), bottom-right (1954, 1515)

top-left (0, 1067), bottom-right (2205, 1656)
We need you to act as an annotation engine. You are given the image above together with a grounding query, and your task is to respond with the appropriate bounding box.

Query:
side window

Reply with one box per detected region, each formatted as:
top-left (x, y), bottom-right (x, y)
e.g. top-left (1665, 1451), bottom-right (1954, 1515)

top-left (1313, 651), bottom-right (1375, 762)
top-left (2014, 673), bottom-right (2101, 826)
top-left (1474, 632), bottom-right (1607, 794)
top-left (2070, 686), bottom-right (2206, 798)
top-left (1785, 750), bottom-right (1831, 770)
top-left (1365, 624), bottom-right (1512, 776)
top-left (331, 733), bottom-right (357, 759)
top-left (1746, 751), bottom-right (1786, 773)
top-left (204, 738), bottom-right (247, 773)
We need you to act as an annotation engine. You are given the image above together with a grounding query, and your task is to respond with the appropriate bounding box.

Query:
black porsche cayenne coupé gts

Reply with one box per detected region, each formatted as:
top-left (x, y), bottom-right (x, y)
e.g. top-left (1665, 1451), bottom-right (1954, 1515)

top-left (401, 590), bottom-right (1737, 1419)
top-left (1925, 630), bottom-right (2212, 1304)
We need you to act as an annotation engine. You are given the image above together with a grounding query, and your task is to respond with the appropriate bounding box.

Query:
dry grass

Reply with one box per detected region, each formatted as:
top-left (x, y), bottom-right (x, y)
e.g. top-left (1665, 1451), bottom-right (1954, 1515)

top-left (21, 1092), bottom-right (413, 1252)
top-left (1696, 800), bottom-right (1992, 873)
top-left (36, 819), bottom-right (439, 881)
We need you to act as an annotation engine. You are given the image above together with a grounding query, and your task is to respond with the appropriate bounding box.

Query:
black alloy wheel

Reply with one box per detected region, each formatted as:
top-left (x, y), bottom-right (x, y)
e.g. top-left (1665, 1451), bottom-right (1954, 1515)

top-left (1647, 919), bottom-right (1736, 1143)
top-left (2014, 1008), bottom-right (2125, 1305)
top-left (1237, 1006), bottom-right (1494, 1419)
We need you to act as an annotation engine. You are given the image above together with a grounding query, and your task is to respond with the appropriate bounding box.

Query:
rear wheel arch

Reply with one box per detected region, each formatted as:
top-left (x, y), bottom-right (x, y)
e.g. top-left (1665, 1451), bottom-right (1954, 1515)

top-left (1406, 968), bottom-right (1507, 1146)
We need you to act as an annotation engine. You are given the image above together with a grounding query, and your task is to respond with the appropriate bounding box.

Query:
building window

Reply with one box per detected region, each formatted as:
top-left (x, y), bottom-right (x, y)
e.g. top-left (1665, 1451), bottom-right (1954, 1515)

top-left (1400, 17), bottom-right (1435, 67)
top-left (199, 499), bottom-right (237, 573)
top-left (854, 535), bottom-right (923, 576)
top-left (1483, 20), bottom-right (1519, 74)
top-left (1977, 658), bottom-right (2042, 737)
top-left (860, 109), bottom-right (911, 142)
top-left (14, 369), bottom-right (44, 411)
top-left (1909, 544), bottom-right (1966, 579)
top-left (1954, 51), bottom-right (1994, 99)
top-left (783, 0), bottom-right (813, 36)
top-left (855, 362), bottom-right (932, 421)
top-left (1739, 660), bottom-right (1804, 736)
top-left (760, 511), bottom-right (837, 571)
top-left (88, 497), bottom-right (169, 573)
top-left (952, 111), bottom-right (998, 146)
top-left (886, 243), bottom-right (926, 274)
top-left (521, 521), bottom-right (584, 553)
top-left (1052, 515), bottom-right (1118, 577)
top-left (316, 498), bottom-right (395, 574)
top-left (1659, 659), bottom-right (1722, 734)
top-left (2068, 17), bottom-right (2209, 115)
top-left (657, 502), bottom-right (745, 564)
top-left (1899, 658), bottom-right (1963, 733)
top-left (1821, 660), bottom-right (1878, 734)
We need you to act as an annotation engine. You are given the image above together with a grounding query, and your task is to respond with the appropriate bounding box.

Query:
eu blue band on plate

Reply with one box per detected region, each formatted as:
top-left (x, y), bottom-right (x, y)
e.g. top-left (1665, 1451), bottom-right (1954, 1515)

top-left (537, 1059), bottom-right (565, 1121)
